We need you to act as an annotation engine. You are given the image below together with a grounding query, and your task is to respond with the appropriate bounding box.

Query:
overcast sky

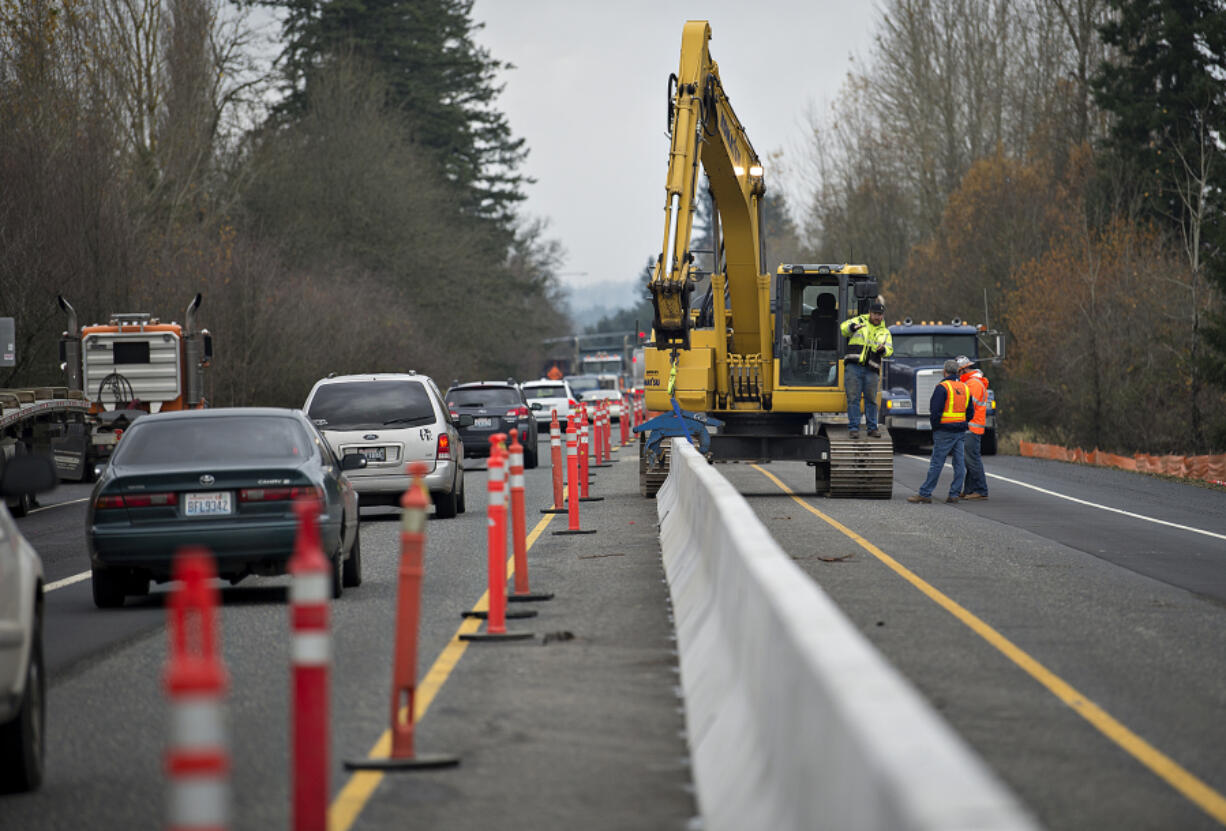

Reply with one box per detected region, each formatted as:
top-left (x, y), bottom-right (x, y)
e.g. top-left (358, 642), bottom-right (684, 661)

top-left (469, 1), bottom-right (883, 304)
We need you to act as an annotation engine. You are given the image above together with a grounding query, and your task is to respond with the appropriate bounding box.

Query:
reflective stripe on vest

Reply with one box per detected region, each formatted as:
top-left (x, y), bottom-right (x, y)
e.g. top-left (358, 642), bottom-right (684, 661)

top-left (963, 375), bottom-right (987, 434)
top-left (940, 380), bottom-right (969, 424)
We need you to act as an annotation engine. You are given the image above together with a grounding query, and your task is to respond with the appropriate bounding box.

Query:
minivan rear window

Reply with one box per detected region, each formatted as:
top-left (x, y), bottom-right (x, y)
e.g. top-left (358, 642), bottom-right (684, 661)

top-left (523, 385), bottom-right (567, 400)
top-left (308, 381), bottom-right (436, 429)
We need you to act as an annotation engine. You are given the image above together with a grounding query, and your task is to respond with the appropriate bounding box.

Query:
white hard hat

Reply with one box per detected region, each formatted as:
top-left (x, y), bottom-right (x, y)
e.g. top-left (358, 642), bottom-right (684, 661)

top-left (955, 355), bottom-right (973, 369)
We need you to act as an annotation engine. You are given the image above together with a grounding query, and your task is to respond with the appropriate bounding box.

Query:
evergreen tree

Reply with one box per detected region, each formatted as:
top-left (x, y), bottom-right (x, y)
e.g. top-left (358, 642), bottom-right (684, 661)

top-left (272, 0), bottom-right (528, 222)
top-left (1091, 0), bottom-right (1226, 448)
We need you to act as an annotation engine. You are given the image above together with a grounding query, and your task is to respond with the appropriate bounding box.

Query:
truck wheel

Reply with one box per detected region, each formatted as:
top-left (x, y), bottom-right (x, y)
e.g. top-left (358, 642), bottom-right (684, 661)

top-left (8, 493), bottom-right (32, 519)
top-left (0, 609), bottom-right (44, 793)
top-left (981, 429), bottom-right (998, 456)
top-left (91, 566), bottom-right (127, 609)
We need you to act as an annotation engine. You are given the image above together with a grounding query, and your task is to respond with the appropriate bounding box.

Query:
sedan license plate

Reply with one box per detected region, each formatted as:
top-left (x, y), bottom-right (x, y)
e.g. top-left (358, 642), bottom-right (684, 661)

top-left (184, 491), bottom-right (233, 517)
top-left (358, 446), bottom-right (386, 462)
top-left (474, 417), bottom-right (494, 429)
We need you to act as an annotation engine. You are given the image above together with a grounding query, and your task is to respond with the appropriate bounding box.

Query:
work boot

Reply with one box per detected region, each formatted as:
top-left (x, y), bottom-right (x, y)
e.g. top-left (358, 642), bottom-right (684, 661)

top-left (848, 429), bottom-right (859, 439)
top-left (962, 493), bottom-right (988, 500)
top-left (906, 495), bottom-right (931, 503)
top-left (945, 496), bottom-right (959, 503)
top-left (868, 429), bottom-right (881, 438)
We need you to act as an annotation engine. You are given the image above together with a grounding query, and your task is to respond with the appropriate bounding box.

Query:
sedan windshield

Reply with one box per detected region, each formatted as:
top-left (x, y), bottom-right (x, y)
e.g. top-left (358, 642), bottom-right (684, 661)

top-left (113, 416), bottom-right (313, 465)
top-left (308, 381), bottom-right (435, 429)
top-left (448, 388), bottom-right (521, 407)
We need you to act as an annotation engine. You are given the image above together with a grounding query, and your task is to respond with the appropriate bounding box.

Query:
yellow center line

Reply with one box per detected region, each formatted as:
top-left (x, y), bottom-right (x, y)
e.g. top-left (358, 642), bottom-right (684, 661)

top-left (329, 509), bottom-right (557, 831)
top-left (751, 463), bottom-right (1226, 827)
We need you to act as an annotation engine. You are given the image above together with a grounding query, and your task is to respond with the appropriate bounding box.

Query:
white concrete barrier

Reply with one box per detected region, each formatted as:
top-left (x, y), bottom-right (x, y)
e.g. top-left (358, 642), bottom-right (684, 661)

top-left (657, 439), bottom-right (1040, 831)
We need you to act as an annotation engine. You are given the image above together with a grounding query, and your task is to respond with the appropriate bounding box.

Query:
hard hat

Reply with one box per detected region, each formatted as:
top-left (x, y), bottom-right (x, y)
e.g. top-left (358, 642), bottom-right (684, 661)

top-left (955, 355), bottom-right (973, 369)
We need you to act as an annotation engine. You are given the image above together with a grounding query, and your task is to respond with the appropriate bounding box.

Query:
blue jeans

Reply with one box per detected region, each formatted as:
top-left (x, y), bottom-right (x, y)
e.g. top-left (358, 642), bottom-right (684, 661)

top-left (962, 432), bottom-right (988, 496)
top-left (919, 429), bottom-right (966, 499)
top-left (844, 363), bottom-right (879, 431)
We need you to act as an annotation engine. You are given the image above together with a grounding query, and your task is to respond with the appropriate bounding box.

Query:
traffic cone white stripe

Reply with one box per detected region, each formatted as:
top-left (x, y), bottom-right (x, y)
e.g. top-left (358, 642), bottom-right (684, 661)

top-left (171, 698), bottom-right (226, 747)
top-left (292, 632), bottom-right (330, 666)
top-left (169, 778), bottom-right (229, 828)
top-left (290, 573), bottom-right (330, 604)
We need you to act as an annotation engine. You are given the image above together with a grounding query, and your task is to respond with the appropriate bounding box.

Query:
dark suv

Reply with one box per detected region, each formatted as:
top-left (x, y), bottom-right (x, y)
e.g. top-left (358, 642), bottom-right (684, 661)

top-left (445, 381), bottom-right (539, 468)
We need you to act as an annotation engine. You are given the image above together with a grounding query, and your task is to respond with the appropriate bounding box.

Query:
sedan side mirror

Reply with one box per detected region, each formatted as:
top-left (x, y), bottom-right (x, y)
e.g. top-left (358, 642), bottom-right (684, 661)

top-left (0, 454), bottom-right (58, 497)
top-left (340, 453), bottom-right (368, 471)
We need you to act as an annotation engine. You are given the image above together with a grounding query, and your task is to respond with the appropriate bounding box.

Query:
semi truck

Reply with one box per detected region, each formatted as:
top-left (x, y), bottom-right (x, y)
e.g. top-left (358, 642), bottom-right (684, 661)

top-left (879, 318), bottom-right (1004, 454)
top-left (0, 296), bottom-right (213, 491)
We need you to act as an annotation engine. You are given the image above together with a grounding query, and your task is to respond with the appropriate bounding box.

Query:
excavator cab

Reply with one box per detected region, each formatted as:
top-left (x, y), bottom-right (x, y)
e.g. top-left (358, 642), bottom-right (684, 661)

top-left (774, 263), bottom-right (879, 391)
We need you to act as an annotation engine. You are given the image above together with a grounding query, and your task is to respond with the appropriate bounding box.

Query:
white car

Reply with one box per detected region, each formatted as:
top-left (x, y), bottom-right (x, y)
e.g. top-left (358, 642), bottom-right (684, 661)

top-left (580, 389), bottom-right (626, 421)
top-left (521, 379), bottom-right (577, 429)
top-left (303, 373), bottom-right (471, 518)
top-left (0, 453), bottom-right (57, 793)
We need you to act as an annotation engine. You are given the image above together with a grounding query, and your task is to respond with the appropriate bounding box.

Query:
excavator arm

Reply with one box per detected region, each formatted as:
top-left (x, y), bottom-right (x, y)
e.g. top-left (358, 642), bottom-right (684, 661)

top-left (650, 20), bottom-right (769, 376)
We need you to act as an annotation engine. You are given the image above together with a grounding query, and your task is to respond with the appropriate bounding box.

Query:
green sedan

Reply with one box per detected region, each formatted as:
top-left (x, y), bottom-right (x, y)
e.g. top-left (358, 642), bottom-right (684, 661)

top-left (87, 408), bottom-right (366, 608)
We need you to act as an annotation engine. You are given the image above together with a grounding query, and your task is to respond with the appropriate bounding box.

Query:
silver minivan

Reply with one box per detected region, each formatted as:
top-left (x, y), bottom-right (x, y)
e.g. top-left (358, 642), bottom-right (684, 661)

top-left (303, 373), bottom-right (470, 518)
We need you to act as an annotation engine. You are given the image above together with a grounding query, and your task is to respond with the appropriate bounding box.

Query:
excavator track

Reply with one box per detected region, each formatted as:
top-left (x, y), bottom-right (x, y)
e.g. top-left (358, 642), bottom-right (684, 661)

top-left (823, 425), bottom-right (893, 498)
top-left (639, 436), bottom-right (672, 498)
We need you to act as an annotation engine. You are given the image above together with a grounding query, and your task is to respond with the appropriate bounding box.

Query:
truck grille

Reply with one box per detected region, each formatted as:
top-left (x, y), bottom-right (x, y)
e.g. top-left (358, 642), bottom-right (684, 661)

top-left (915, 369), bottom-right (943, 416)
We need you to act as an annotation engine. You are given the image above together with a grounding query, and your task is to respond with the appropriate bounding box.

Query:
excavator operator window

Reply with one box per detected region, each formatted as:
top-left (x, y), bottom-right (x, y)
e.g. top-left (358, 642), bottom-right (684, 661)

top-left (780, 279), bottom-right (839, 387)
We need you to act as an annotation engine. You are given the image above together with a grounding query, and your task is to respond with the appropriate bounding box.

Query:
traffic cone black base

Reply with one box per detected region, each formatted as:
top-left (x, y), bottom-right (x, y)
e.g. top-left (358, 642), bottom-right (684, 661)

top-left (344, 754), bottom-right (460, 772)
top-left (461, 608), bottom-right (538, 620)
top-left (459, 631), bottom-right (535, 642)
top-left (508, 591), bottom-right (554, 602)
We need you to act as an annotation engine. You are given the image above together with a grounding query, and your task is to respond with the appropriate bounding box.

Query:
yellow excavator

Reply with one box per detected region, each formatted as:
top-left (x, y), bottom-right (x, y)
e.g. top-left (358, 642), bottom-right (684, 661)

top-left (636, 20), bottom-right (893, 499)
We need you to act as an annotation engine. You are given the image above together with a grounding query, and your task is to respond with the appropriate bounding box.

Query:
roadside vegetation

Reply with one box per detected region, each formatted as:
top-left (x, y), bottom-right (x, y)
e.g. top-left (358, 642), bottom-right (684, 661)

top-left (2, 0), bottom-right (1223, 454)
top-left (790, 0), bottom-right (1226, 455)
top-left (0, 0), bottom-right (571, 406)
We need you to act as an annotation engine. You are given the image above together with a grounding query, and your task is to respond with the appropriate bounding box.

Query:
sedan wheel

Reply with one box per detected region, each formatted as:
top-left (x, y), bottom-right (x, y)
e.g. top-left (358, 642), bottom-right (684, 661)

top-left (92, 566), bottom-right (127, 609)
top-left (342, 527), bottom-right (362, 588)
top-left (330, 548), bottom-right (344, 599)
top-left (456, 472), bottom-right (467, 514)
top-left (0, 611), bottom-right (44, 793)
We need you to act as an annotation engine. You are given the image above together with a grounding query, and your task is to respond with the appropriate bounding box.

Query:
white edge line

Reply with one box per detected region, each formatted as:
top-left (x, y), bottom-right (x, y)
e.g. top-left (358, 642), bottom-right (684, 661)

top-left (47, 571), bottom-right (92, 592)
top-left (29, 497), bottom-right (90, 515)
top-left (903, 454), bottom-right (1226, 542)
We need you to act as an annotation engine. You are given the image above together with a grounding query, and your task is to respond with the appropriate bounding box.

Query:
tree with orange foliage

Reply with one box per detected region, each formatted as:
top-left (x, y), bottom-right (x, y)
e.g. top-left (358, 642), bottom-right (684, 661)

top-left (1007, 211), bottom-right (1189, 453)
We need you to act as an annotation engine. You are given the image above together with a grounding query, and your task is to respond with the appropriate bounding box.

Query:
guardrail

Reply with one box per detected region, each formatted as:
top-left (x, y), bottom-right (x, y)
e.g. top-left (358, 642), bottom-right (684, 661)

top-left (656, 439), bottom-right (1040, 831)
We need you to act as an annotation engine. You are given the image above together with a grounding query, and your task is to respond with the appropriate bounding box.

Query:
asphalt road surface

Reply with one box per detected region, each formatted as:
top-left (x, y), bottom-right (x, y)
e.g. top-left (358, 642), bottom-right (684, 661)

top-left (4, 437), bottom-right (1225, 830)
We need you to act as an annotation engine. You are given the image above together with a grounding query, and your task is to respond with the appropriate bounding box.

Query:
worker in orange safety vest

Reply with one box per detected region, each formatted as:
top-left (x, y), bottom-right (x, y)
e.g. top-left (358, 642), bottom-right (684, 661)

top-left (907, 359), bottom-right (974, 504)
top-left (957, 355), bottom-right (989, 499)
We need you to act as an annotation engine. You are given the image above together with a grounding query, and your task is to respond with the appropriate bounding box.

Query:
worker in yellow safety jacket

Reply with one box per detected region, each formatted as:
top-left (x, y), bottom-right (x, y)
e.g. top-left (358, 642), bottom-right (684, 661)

top-left (838, 300), bottom-right (893, 438)
top-left (957, 355), bottom-right (989, 499)
top-left (907, 359), bottom-right (974, 503)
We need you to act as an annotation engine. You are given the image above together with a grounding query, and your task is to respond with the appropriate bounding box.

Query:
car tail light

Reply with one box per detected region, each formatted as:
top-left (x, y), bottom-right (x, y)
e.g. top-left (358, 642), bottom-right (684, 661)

top-left (505, 406), bottom-right (530, 419)
top-left (97, 492), bottom-right (179, 509)
top-left (437, 432), bottom-right (452, 460)
top-left (239, 486), bottom-right (323, 502)
top-left (449, 409), bottom-right (459, 419)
